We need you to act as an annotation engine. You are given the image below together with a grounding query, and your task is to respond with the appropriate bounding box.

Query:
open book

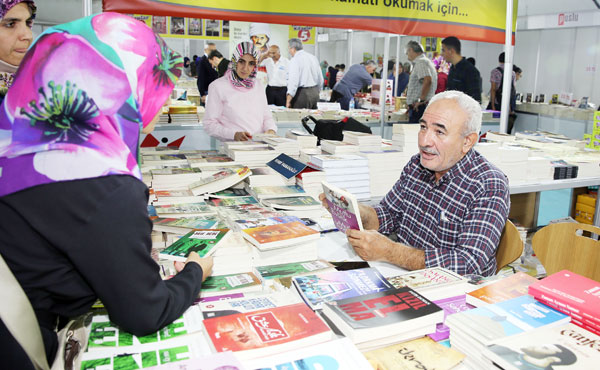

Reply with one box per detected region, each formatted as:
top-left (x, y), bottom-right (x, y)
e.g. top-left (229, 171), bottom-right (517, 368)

top-left (321, 181), bottom-right (363, 233)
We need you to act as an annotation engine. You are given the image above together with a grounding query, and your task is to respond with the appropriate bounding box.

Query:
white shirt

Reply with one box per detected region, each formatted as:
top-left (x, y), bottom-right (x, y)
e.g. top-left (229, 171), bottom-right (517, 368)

top-left (287, 50), bottom-right (323, 97)
top-left (261, 56), bottom-right (289, 87)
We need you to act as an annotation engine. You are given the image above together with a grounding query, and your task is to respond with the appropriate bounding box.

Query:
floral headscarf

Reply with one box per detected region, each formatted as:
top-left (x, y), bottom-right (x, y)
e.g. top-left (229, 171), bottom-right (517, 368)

top-left (226, 41), bottom-right (258, 90)
top-left (0, 0), bottom-right (36, 20)
top-left (0, 12), bottom-right (182, 197)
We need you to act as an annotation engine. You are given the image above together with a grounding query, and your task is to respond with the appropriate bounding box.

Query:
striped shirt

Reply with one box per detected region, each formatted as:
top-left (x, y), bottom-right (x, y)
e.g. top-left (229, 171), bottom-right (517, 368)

top-left (373, 149), bottom-right (510, 277)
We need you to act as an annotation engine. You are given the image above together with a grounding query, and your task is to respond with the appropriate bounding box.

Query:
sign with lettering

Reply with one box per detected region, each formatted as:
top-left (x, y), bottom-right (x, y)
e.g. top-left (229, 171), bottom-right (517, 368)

top-left (267, 153), bottom-right (307, 180)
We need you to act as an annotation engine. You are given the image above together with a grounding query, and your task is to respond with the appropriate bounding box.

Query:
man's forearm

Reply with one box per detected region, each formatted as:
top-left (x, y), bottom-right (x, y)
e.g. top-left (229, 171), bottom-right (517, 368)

top-left (420, 77), bottom-right (432, 101)
top-left (286, 94), bottom-right (293, 108)
top-left (358, 203), bottom-right (379, 230)
top-left (385, 242), bottom-right (426, 271)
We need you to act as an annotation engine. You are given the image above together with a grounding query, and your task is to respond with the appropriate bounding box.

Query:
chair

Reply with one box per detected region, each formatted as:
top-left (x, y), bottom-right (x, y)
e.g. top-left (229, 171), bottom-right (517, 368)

top-left (532, 222), bottom-right (600, 281)
top-left (496, 219), bottom-right (524, 273)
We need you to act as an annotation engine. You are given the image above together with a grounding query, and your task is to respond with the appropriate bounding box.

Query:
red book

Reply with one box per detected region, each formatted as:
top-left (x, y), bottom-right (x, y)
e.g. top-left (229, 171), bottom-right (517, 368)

top-left (202, 303), bottom-right (333, 360)
top-left (528, 270), bottom-right (600, 326)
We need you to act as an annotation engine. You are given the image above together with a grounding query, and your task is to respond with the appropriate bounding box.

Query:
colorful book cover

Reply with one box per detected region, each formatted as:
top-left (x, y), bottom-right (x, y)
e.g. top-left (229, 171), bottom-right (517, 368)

top-left (150, 167), bottom-right (202, 175)
top-left (292, 268), bottom-right (393, 309)
top-left (153, 203), bottom-right (213, 215)
top-left (209, 196), bottom-right (258, 207)
top-left (387, 267), bottom-right (466, 291)
top-left (429, 295), bottom-right (475, 342)
top-left (159, 229), bottom-right (230, 262)
top-left (232, 216), bottom-right (303, 231)
top-left (262, 196), bottom-right (321, 209)
top-left (528, 270), bottom-right (600, 324)
top-left (210, 188), bottom-right (249, 198)
top-left (199, 292), bottom-right (302, 319)
top-left (485, 323), bottom-right (600, 370)
top-left (364, 337), bottom-right (465, 370)
top-left (251, 185), bottom-right (306, 198)
top-left (188, 167), bottom-right (250, 189)
top-left (144, 352), bottom-right (245, 370)
top-left (153, 217), bottom-right (218, 231)
top-left (80, 344), bottom-right (194, 370)
top-left (202, 303), bottom-right (331, 354)
top-left (154, 189), bottom-right (194, 198)
top-left (256, 260), bottom-right (335, 280)
top-left (200, 272), bottom-right (262, 296)
top-left (321, 181), bottom-right (363, 233)
top-left (446, 295), bottom-right (570, 345)
top-left (467, 272), bottom-right (538, 306)
top-left (242, 221), bottom-right (319, 248)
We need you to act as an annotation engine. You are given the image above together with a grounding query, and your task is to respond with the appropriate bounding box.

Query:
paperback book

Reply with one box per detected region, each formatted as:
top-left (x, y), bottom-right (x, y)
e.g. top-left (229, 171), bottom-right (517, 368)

top-left (429, 295), bottom-right (475, 342)
top-left (159, 229), bottom-right (230, 262)
top-left (200, 272), bottom-right (263, 297)
top-left (153, 202), bottom-right (215, 218)
top-left (208, 196), bottom-right (258, 207)
top-left (188, 167), bottom-right (251, 196)
top-left (255, 260), bottom-right (336, 280)
top-left (152, 217), bottom-right (219, 234)
top-left (261, 195), bottom-right (321, 210)
top-left (321, 181), bottom-right (363, 233)
top-left (199, 291), bottom-right (303, 319)
top-left (248, 185), bottom-right (307, 200)
top-left (241, 221), bottom-right (320, 250)
top-left (467, 272), bottom-right (538, 307)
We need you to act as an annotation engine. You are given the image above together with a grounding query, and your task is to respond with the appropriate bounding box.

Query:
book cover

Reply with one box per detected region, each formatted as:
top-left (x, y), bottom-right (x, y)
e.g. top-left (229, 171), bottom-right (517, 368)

top-left (202, 303), bottom-right (332, 357)
top-left (80, 344), bottom-right (194, 369)
top-left (199, 292), bottom-right (302, 319)
top-left (261, 195), bottom-right (321, 210)
top-left (144, 352), bottom-right (245, 370)
top-left (153, 189), bottom-right (194, 198)
top-left (153, 203), bottom-right (214, 216)
top-left (241, 221), bottom-right (319, 249)
top-left (292, 268), bottom-right (393, 309)
top-left (364, 337), bottom-right (465, 370)
top-left (209, 196), bottom-right (258, 207)
top-left (250, 185), bottom-right (306, 199)
top-left (321, 181), bottom-right (363, 233)
top-left (485, 323), bottom-right (600, 370)
top-left (267, 153), bottom-right (307, 179)
top-left (152, 217), bottom-right (218, 233)
top-left (256, 260), bottom-right (335, 280)
top-left (528, 270), bottom-right (600, 324)
top-left (188, 167), bottom-right (251, 195)
top-left (210, 188), bottom-right (250, 198)
top-left (445, 295), bottom-right (571, 345)
top-left (429, 295), bottom-right (475, 342)
top-left (386, 267), bottom-right (466, 291)
top-left (467, 272), bottom-right (538, 306)
top-left (200, 272), bottom-right (262, 296)
top-left (159, 229), bottom-right (230, 262)
top-left (232, 215), bottom-right (303, 231)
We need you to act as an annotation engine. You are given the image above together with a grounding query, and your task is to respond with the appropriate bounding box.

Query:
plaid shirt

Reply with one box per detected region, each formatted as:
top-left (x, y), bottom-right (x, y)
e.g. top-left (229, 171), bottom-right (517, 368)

top-left (374, 149), bottom-right (510, 277)
top-left (406, 54), bottom-right (437, 105)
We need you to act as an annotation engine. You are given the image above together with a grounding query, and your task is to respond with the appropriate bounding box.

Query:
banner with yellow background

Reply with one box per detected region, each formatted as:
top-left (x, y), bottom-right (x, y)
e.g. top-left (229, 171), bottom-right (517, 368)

top-left (131, 14), bottom-right (229, 40)
top-left (104, 0), bottom-right (518, 44)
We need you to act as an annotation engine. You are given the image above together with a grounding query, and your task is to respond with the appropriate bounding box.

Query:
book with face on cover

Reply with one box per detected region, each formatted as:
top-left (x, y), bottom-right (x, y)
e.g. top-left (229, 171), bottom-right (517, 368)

top-left (466, 272), bottom-right (538, 307)
top-left (241, 221), bottom-right (320, 250)
top-left (159, 229), bottom-right (230, 262)
top-left (188, 167), bottom-right (251, 196)
top-left (202, 303), bottom-right (334, 360)
top-left (200, 272), bottom-right (263, 298)
top-left (321, 181), bottom-right (363, 233)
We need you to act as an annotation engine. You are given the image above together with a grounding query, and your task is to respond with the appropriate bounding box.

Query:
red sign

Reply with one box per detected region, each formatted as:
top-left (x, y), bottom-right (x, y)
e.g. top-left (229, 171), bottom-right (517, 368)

top-left (247, 312), bottom-right (289, 343)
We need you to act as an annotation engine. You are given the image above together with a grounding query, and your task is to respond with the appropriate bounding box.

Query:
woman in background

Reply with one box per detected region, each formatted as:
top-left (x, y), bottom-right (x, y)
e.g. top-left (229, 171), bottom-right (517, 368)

top-left (0, 0), bottom-right (36, 103)
top-left (0, 13), bottom-right (212, 368)
top-left (203, 41), bottom-right (277, 141)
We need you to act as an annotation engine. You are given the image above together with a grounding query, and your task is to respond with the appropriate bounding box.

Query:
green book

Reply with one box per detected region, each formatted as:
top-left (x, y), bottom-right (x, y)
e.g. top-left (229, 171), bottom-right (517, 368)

top-left (159, 229), bottom-right (230, 262)
top-left (256, 260), bottom-right (336, 280)
top-left (200, 272), bottom-right (262, 297)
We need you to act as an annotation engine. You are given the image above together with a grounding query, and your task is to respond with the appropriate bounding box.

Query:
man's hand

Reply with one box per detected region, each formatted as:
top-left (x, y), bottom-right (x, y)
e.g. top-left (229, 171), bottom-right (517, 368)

top-left (201, 95), bottom-right (207, 103)
top-left (174, 253), bottom-right (213, 282)
top-left (318, 193), bottom-right (330, 212)
top-left (234, 131), bottom-right (252, 141)
top-left (346, 229), bottom-right (394, 262)
top-left (286, 94), bottom-right (293, 108)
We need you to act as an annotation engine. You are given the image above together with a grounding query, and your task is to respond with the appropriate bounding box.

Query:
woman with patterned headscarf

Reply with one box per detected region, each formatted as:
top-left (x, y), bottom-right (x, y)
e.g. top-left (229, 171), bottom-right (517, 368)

top-left (0, 13), bottom-right (212, 368)
top-left (203, 41), bottom-right (277, 141)
top-left (0, 0), bottom-right (36, 103)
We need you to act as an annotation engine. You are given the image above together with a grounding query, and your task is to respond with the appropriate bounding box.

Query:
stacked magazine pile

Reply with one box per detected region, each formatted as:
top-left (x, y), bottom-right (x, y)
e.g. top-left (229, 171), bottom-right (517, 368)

top-left (295, 167), bottom-right (326, 198)
top-left (360, 150), bottom-right (407, 197)
top-left (342, 131), bottom-right (382, 152)
top-left (309, 154), bottom-right (370, 200)
top-left (285, 129), bottom-right (318, 148)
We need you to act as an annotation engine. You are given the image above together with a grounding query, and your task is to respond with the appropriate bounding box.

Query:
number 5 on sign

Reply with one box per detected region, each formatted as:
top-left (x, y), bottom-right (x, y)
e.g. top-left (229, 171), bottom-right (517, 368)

top-left (289, 25), bottom-right (315, 44)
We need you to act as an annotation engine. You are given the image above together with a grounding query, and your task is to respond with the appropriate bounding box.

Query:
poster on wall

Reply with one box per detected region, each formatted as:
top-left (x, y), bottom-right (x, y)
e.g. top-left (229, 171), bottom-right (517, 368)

top-left (363, 52), bottom-right (373, 63)
top-left (421, 36), bottom-right (441, 60)
top-left (131, 14), bottom-right (228, 40)
top-left (170, 17), bottom-right (185, 35)
top-left (289, 26), bottom-right (315, 45)
top-left (188, 18), bottom-right (202, 36)
top-left (205, 19), bottom-right (221, 37)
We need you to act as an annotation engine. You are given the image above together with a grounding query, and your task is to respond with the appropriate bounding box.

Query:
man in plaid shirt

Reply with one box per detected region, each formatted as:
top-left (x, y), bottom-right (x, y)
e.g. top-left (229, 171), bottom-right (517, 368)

top-left (321, 91), bottom-right (509, 276)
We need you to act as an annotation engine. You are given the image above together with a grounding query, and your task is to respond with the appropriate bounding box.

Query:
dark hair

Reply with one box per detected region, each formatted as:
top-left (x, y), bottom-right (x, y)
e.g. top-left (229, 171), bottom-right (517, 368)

top-left (553, 345), bottom-right (577, 366)
top-left (208, 50), bottom-right (223, 60)
top-left (387, 60), bottom-right (395, 71)
top-left (513, 65), bottom-right (522, 74)
top-left (335, 64), bottom-right (340, 69)
top-left (340, 64), bottom-right (345, 69)
top-left (499, 52), bottom-right (505, 63)
top-left (467, 57), bottom-right (476, 66)
top-left (441, 36), bottom-right (461, 54)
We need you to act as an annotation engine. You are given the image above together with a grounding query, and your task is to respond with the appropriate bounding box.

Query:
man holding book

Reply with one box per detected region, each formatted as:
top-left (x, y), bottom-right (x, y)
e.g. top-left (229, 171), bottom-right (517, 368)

top-left (320, 90), bottom-right (510, 277)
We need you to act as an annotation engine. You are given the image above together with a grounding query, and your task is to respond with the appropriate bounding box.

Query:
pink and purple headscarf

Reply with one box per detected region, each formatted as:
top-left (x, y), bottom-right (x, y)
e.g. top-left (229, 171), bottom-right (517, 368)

top-left (0, 12), bottom-right (182, 197)
top-left (227, 41), bottom-right (258, 90)
top-left (0, 0), bottom-right (36, 19)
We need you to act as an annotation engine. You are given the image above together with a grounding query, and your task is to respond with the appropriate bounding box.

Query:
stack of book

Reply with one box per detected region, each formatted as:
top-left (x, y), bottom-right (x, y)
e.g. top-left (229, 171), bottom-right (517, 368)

top-left (153, 189), bottom-right (199, 205)
top-left (210, 232), bottom-right (254, 275)
top-left (188, 167), bottom-right (251, 196)
top-left (320, 139), bottom-right (360, 154)
top-left (299, 147), bottom-right (321, 163)
top-left (285, 129), bottom-right (318, 148)
top-left (386, 267), bottom-right (471, 302)
top-left (245, 167), bottom-right (288, 187)
top-left (199, 271), bottom-right (263, 298)
top-left (474, 142), bottom-right (502, 163)
top-left (390, 124), bottom-right (420, 154)
top-left (295, 167), bottom-right (326, 198)
top-left (186, 153), bottom-right (239, 169)
top-left (222, 141), bottom-right (281, 167)
top-left (528, 270), bottom-right (600, 335)
top-left (309, 154), bottom-right (370, 200)
top-left (342, 131), bottom-right (382, 152)
top-left (526, 156), bottom-right (553, 181)
top-left (495, 145), bottom-right (530, 184)
top-left (465, 272), bottom-right (539, 307)
top-left (150, 167), bottom-right (204, 191)
top-left (142, 153), bottom-right (189, 167)
top-left (154, 202), bottom-right (217, 218)
top-left (262, 136), bottom-right (301, 158)
top-left (246, 185), bottom-right (307, 202)
top-left (360, 150), bottom-right (406, 197)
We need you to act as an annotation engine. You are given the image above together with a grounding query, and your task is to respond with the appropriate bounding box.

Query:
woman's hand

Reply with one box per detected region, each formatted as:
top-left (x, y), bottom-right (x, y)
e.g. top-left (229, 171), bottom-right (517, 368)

top-left (234, 131), bottom-right (252, 141)
top-left (264, 129), bottom-right (276, 135)
top-left (174, 253), bottom-right (213, 282)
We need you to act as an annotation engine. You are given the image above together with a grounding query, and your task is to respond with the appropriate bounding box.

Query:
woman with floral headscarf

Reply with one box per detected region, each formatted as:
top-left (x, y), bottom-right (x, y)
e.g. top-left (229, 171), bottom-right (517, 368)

top-left (203, 41), bottom-right (277, 141)
top-left (0, 13), bottom-right (212, 368)
top-left (0, 0), bottom-right (36, 103)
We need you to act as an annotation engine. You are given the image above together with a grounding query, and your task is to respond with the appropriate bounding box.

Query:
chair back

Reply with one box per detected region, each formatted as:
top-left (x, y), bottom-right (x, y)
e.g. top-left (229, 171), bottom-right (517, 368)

top-left (532, 222), bottom-right (600, 281)
top-left (496, 219), bottom-right (524, 273)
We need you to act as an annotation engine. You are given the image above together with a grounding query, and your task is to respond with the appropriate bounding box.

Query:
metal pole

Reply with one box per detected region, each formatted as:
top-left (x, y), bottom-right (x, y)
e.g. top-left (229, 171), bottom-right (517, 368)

top-left (394, 35), bottom-right (400, 98)
top-left (380, 34), bottom-right (390, 135)
top-left (83, 0), bottom-right (93, 17)
top-left (499, 0), bottom-right (514, 133)
top-left (315, 27), bottom-right (320, 62)
top-left (347, 30), bottom-right (353, 68)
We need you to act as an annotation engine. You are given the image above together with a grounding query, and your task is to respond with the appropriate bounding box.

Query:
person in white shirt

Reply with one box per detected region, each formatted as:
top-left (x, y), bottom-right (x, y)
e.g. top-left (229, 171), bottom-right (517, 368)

top-left (286, 38), bottom-right (323, 109)
top-left (261, 45), bottom-right (289, 106)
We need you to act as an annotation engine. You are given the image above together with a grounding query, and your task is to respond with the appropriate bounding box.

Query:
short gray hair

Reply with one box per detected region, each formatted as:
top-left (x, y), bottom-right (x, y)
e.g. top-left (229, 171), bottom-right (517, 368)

top-left (365, 60), bottom-right (376, 68)
top-left (288, 38), bottom-right (303, 51)
top-left (428, 90), bottom-right (482, 136)
top-left (403, 62), bottom-right (411, 73)
top-left (406, 41), bottom-right (423, 54)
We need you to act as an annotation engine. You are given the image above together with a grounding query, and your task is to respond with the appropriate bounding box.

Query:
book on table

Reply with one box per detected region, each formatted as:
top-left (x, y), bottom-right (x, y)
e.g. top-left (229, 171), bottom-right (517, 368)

top-left (321, 181), bottom-right (363, 233)
top-left (202, 303), bottom-right (334, 361)
top-left (292, 267), bottom-right (393, 310)
top-left (152, 189), bottom-right (199, 205)
top-left (247, 184), bottom-right (306, 200)
top-left (466, 271), bottom-right (539, 307)
top-left (153, 202), bottom-right (216, 218)
top-left (241, 221), bottom-right (320, 250)
top-left (261, 195), bottom-right (321, 210)
top-left (199, 272), bottom-right (263, 298)
top-left (209, 187), bottom-right (249, 198)
top-left (143, 352), bottom-right (245, 370)
top-left (386, 266), bottom-right (470, 301)
top-left (308, 154), bottom-right (368, 169)
top-left (159, 229), bottom-right (230, 262)
top-left (208, 196), bottom-right (258, 207)
top-left (198, 291), bottom-right (303, 320)
top-left (230, 215), bottom-right (303, 231)
top-left (188, 166), bottom-right (251, 196)
top-left (255, 260), bottom-right (336, 280)
top-left (152, 217), bottom-right (219, 234)
top-left (429, 294), bottom-right (475, 342)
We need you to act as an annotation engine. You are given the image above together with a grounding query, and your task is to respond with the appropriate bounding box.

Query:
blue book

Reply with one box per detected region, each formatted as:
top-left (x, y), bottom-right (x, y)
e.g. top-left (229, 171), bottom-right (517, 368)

top-left (267, 153), bottom-right (307, 179)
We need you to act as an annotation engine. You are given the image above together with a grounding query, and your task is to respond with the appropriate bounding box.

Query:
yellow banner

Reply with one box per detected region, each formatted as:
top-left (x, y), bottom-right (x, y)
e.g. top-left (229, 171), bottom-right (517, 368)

top-left (289, 26), bottom-right (315, 45)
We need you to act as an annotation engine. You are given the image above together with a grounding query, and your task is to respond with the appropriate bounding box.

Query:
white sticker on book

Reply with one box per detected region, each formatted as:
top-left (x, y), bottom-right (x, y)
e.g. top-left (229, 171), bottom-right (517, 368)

top-left (226, 274), bottom-right (253, 287)
top-left (190, 230), bottom-right (220, 239)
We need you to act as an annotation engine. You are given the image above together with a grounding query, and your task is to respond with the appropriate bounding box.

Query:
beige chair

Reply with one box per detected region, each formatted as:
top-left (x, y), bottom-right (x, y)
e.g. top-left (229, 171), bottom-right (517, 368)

top-left (532, 222), bottom-right (600, 281)
top-left (496, 219), bottom-right (524, 273)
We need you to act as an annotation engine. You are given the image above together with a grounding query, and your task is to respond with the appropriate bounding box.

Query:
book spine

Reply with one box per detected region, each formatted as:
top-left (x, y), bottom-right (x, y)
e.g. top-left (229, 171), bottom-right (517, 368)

top-left (534, 296), bottom-right (600, 330)
top-left (529, 285), bottom-right (600, 326)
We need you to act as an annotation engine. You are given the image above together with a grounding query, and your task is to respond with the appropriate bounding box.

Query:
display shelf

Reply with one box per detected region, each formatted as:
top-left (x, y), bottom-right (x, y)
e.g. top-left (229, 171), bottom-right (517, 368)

top-left (509, 177), bottom-right (600, 195)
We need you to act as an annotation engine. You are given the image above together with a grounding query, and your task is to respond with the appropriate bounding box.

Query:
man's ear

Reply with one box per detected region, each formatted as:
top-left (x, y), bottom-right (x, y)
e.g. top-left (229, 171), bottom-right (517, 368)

top-left (463, 132), bottom-right (478, 154)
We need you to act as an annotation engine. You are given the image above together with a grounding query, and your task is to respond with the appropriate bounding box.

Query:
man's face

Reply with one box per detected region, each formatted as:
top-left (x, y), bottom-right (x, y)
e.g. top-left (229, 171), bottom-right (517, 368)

top-left (418, 99), bottom-right (474, 179)
top-left (441, 44), bottom-right (452, 63)
top-left (236, 54), bottom-right (256, 79)
top-left (268, 46), bottom-right (280, 60)
top-left (251, 34), bottom-right (269, 49)
top-left (406, 48), bottom-right (416, 62)
top-left (209, 57), bottom-right (220, 68)
top-left (0, 3), bottom-right (33, 66)
top-left (205, 44), bottom-right (216, 55)
top-left (366, 65), bottom-right (376, 74)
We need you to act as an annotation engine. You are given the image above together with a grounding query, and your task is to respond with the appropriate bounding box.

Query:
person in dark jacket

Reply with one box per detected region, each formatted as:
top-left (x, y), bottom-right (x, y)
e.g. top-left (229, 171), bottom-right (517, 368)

top-left (0, 13), bottom-right (213, 369)
top-left (197, 42), bottom-right (218, 104)
top-left (208, 49), bottom-right (229, 78)
top-left (441, 36), bottom-right (482, 103)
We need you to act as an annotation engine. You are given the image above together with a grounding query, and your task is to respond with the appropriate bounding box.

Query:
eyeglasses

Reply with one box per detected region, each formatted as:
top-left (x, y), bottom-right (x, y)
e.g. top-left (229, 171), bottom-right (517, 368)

top-left (237, 59), bottom-right (257, 67)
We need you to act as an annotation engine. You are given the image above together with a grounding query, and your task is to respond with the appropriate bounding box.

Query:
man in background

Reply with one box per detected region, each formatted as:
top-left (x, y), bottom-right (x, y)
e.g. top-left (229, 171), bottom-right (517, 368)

top-left (405, 40), bottom-right (437, 123)
top-left (331, 61), bottom-right (376, 110)
top-left (388, 61), bottom-right (409, 96)
top-left (208, 49), bottom-right (228, 78)
top-left (442, 36), bottom-right (482, 103)
top-left (286, 38), bottom-right (323, 109)
top-left (261, 45), bottom-right (289, 106)
top-left (197, 42), bottom-right (218, 105)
